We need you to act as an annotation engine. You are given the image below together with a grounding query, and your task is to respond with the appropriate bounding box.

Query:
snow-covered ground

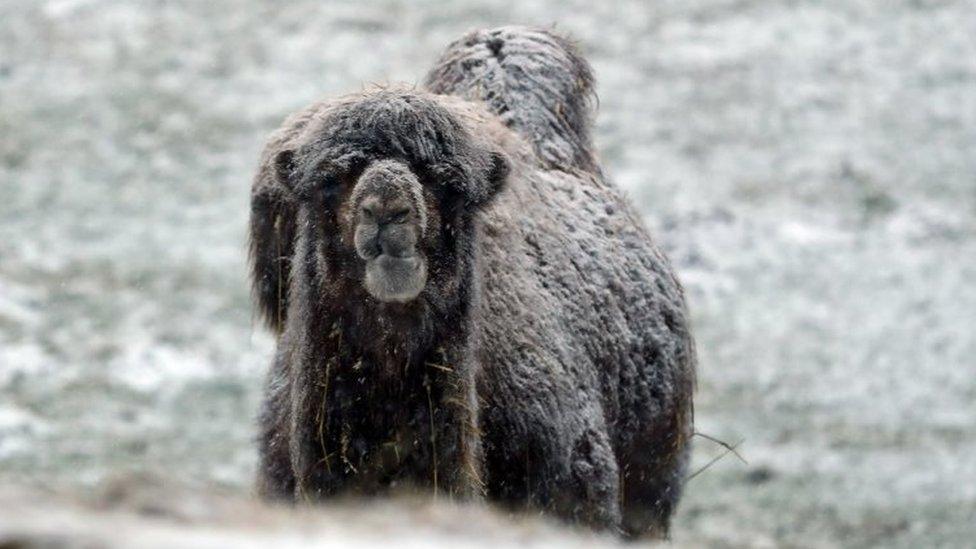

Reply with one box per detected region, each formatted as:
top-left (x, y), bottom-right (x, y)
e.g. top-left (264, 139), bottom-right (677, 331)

top-left (1, 0), bottom-right (974, 546)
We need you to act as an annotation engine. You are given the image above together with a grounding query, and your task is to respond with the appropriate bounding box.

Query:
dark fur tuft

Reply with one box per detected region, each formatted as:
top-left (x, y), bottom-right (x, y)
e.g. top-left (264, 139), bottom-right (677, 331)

top-left (249, 165), bottom-right (297, 334)
top-left (248, 102), bottom-right (328, 333)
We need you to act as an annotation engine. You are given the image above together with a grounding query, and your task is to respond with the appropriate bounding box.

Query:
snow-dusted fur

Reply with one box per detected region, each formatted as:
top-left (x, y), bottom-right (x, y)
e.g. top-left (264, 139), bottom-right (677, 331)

top-left (250, 26), bottom-right (695, 539)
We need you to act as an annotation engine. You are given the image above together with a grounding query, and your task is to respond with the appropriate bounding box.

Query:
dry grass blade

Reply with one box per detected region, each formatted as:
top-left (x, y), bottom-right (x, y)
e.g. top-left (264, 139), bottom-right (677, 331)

top-left (694, 431), bottom-right (748, 465)
top-left (685, 438), bottom-right (745, 482)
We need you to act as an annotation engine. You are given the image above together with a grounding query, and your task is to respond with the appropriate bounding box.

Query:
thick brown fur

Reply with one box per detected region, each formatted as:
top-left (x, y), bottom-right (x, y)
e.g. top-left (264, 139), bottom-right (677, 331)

top-left (250, 26), bottom-right (695, 539)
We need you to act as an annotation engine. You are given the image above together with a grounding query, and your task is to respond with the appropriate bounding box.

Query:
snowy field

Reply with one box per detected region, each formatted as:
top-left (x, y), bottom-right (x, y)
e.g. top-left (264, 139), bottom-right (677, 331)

top-left (1, 0), bottom-right (974, 546)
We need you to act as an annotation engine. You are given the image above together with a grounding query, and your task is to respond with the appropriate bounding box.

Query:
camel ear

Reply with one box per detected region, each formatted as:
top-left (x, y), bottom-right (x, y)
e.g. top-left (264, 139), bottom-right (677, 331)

top-left (483, 150), bottom-right (510, 201)
top-left (273, 149), bottom-right (298, 193)
top-left (455, 149), bottom-right (510, 209)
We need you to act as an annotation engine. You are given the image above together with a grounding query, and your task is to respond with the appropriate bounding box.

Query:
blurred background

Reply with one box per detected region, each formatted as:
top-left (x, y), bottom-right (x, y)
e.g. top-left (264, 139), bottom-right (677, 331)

top-left (1, 0), bottom-right (974, 546)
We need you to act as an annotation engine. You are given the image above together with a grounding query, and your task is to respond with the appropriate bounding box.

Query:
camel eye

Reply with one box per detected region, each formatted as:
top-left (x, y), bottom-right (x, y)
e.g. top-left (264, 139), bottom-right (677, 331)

top-left (389, 208), bottom-right (410, 224)
top-left (313, 175), bottom-right (344, 201)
